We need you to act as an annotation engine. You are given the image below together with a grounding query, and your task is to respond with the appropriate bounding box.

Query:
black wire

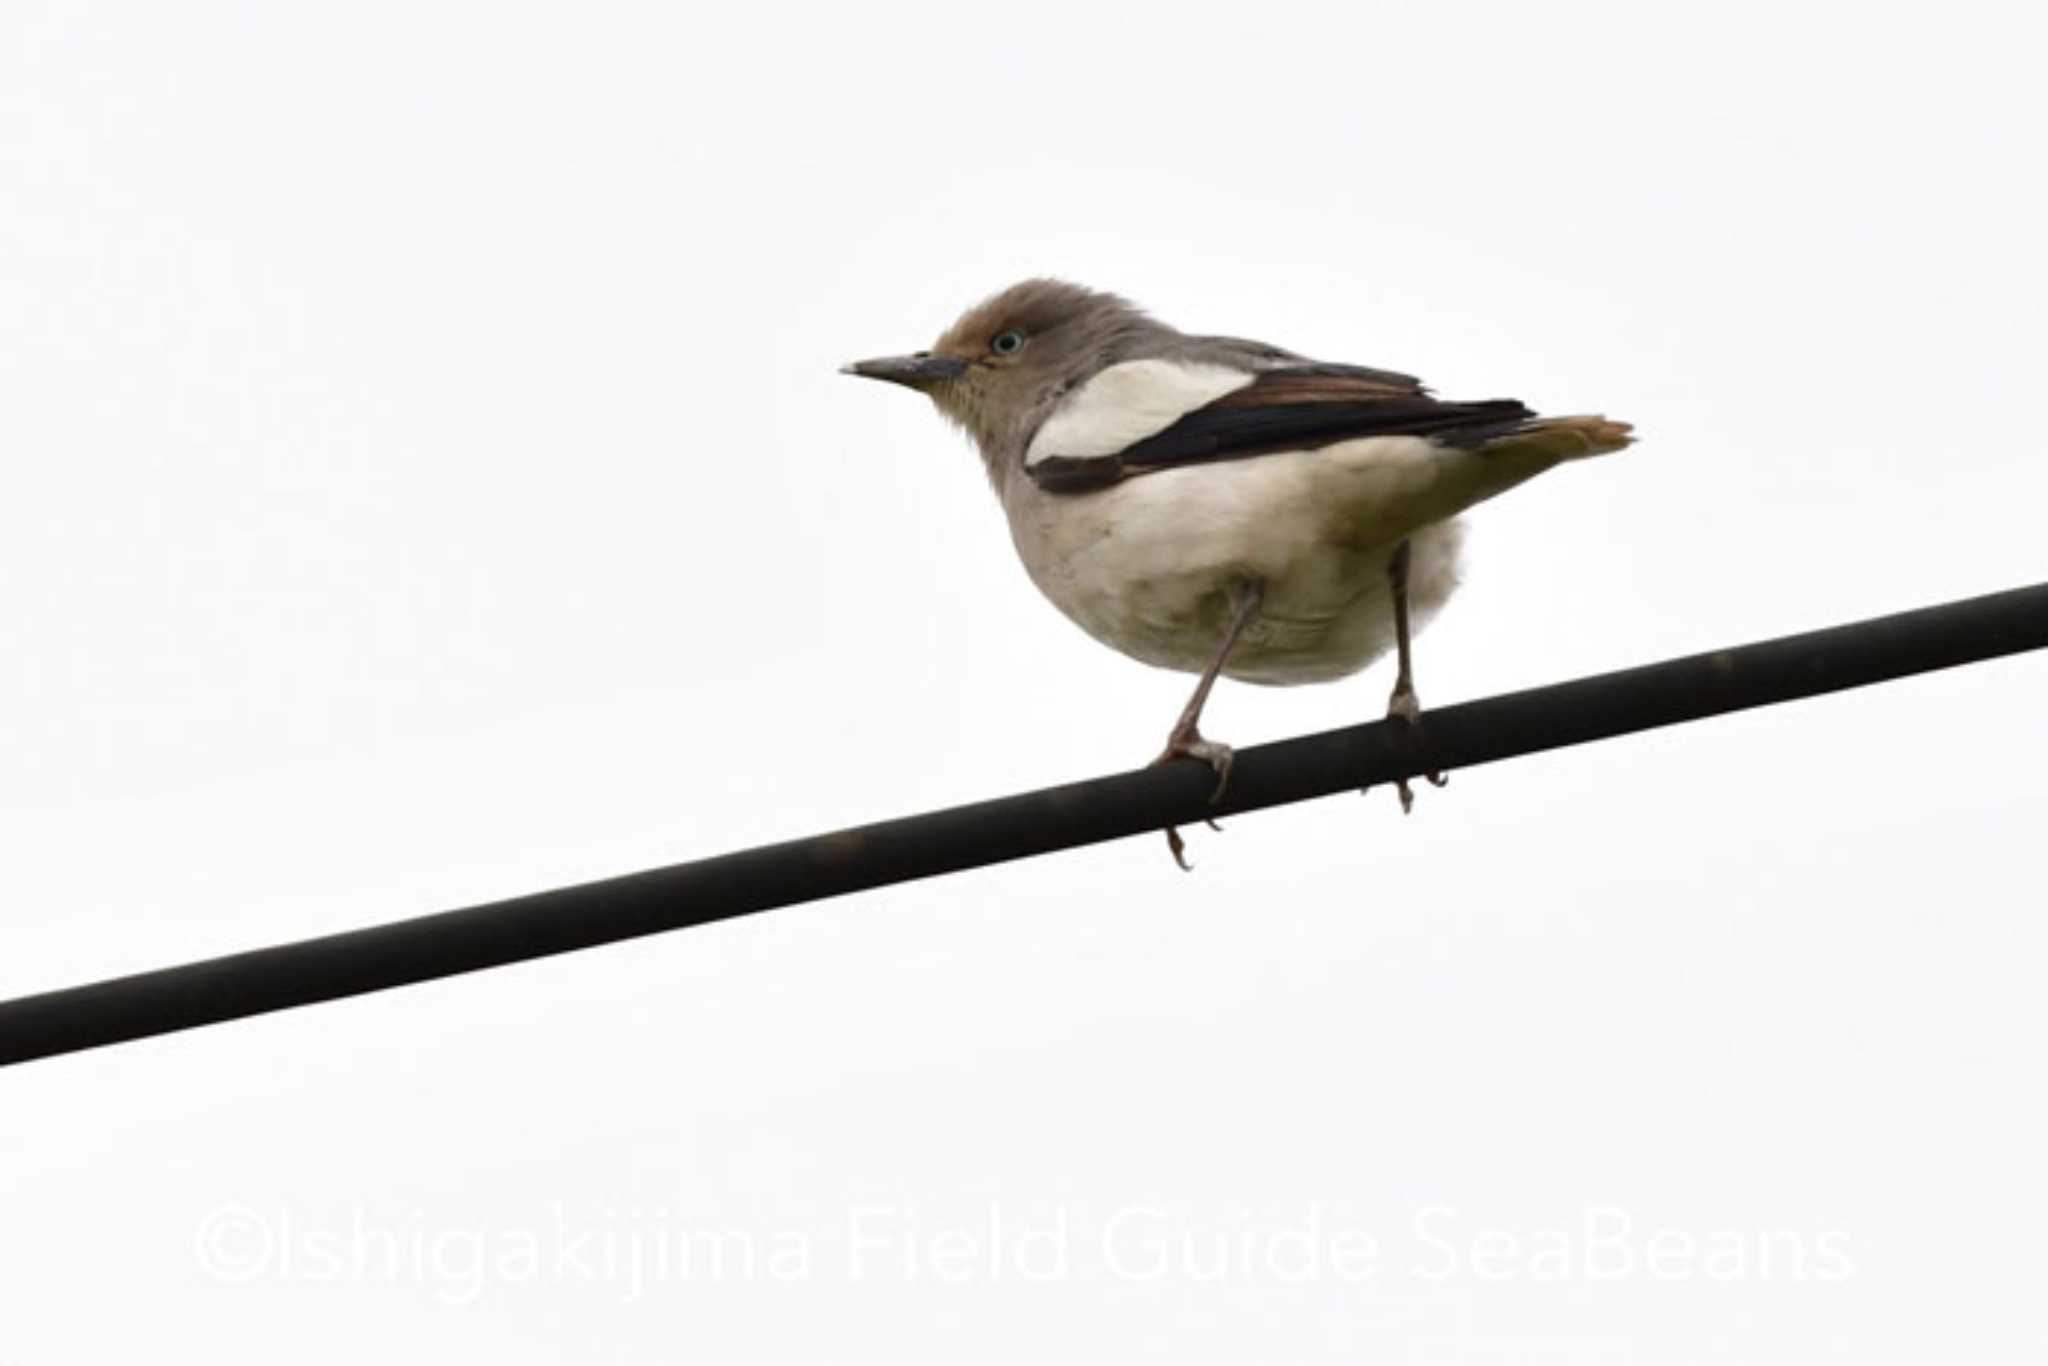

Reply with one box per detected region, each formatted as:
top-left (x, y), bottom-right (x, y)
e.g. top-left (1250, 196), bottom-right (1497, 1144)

top-left (4, 582), bottom-right (2045, 1069)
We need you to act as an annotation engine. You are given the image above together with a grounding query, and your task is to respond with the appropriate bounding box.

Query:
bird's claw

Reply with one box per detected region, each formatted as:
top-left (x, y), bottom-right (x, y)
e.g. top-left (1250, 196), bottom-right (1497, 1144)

top-left (1392, 770), bottom-right (1449, 814)
top-left (1164, 824), bottom-right (1192, 871)
top-left (1155, 734), bottom-right (1234, 802)
top-left (1377, 688), bottom-right (1448, 814)
top-left (1152, 731), bottom-right (1234, 870)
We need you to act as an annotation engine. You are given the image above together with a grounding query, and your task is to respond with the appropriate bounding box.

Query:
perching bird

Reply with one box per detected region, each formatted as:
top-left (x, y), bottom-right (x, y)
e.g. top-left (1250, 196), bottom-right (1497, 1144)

top-left (844, 280), bottom-right (1633, 866)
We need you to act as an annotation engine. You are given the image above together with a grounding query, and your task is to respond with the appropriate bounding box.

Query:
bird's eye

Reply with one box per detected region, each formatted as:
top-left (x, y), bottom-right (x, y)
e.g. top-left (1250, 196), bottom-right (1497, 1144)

top-left (990, 330), bottom-right (1025, 356)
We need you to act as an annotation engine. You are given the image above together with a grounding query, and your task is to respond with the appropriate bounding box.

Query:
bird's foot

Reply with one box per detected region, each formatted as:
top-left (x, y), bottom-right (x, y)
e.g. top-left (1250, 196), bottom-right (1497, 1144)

top-left (1386, 683), bottom-right (1422, 726)
top-left (1155, 731), bottom-right (1235, 802)
top-left (1379, 685), bottom-right (1449, 815)
top-left (1391, 768), bottom-right (1453, 815)
top-left (1150, 729), bottom-right (1234, 871)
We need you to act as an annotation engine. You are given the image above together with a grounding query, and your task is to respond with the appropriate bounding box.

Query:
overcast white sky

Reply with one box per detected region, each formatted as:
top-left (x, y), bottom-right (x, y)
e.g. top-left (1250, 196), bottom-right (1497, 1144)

top-left (4, 2), bottom-right (2046, 1361)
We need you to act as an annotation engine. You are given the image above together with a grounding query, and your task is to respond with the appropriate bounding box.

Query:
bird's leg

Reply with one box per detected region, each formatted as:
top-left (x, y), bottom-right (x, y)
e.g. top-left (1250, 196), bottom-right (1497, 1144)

top-left (1383, 539), bottom-right (1449, 814)
top-left (1152, 579), bottom-right (1264, 870)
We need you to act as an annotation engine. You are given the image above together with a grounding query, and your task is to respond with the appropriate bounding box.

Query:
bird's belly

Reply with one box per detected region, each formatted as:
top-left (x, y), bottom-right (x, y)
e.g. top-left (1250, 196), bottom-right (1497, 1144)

top-left (1004, 445), bottom-right (1465, 685)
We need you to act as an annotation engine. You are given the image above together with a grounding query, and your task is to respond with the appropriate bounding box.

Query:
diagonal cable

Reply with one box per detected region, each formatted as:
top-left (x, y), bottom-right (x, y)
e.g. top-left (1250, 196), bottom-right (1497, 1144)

top-left (3, 582), bottom-right (2044, 1068)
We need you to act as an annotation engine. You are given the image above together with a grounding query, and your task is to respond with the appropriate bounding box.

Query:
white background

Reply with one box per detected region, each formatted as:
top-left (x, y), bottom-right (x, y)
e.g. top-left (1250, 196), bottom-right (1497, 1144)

top-left (4, 2), bottom-right (2045, 1360)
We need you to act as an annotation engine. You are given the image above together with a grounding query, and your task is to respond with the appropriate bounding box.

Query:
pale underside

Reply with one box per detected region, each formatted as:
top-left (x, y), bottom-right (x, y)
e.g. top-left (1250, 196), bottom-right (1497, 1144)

top-left (1002, 435), bottom-right (1478, 686)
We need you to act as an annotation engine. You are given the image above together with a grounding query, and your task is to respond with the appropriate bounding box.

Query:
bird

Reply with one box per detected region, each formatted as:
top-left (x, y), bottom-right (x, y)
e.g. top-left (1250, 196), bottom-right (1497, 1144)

top-left (843, 280), bottom-right (1633, 867)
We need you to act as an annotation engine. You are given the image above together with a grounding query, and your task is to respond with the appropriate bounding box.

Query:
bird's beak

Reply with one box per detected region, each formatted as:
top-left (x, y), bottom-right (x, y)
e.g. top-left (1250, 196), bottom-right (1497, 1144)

top-left (839, 352), bottom-right (969, 390)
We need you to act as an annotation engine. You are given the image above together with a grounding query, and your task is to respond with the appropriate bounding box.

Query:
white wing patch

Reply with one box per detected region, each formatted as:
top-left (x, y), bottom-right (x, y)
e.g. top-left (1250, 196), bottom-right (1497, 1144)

top-left (1024, 359), bottom-right (1255, 466)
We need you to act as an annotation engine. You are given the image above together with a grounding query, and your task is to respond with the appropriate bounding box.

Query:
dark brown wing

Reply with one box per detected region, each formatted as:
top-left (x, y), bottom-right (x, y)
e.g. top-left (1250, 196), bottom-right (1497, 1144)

top-left (1026, 362), bottom-right (1532, 494)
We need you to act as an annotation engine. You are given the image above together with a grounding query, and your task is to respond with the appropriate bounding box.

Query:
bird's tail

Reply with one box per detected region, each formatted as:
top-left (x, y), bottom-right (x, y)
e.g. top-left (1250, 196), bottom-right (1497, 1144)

top-left (1487, 415), bottom-right (1635, 463)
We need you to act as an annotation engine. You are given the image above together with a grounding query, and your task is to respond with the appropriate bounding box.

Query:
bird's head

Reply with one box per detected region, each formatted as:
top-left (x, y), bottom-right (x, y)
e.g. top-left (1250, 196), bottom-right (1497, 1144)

top-left (843, 279), bottom-right (1165, 480)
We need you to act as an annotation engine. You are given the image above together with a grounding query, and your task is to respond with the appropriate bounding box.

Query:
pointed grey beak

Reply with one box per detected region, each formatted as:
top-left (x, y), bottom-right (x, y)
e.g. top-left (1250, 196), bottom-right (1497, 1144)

top-left (839, 352), bottom-right (969, 389)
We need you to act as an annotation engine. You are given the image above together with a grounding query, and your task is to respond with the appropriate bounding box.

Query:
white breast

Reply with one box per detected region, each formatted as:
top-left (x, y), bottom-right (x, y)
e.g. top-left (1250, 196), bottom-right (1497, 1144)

top-left (1024, 359), bottom-right (1254, 466)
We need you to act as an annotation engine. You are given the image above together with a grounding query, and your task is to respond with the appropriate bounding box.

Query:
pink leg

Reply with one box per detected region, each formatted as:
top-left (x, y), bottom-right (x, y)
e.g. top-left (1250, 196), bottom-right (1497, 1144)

top-left (1152, 580), bottom-right (1264, 870)
top-left (1383, 539), bottom-right (1449, 814)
